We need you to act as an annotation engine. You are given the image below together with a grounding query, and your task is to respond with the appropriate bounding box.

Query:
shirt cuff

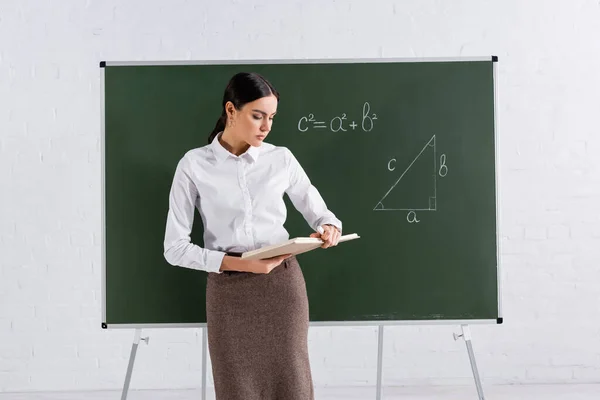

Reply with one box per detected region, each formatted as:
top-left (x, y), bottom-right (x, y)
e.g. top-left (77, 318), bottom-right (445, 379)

top-left (318, 219), bottom-right (343, 234)
top-left (206, 250), bottom-right (226, 274)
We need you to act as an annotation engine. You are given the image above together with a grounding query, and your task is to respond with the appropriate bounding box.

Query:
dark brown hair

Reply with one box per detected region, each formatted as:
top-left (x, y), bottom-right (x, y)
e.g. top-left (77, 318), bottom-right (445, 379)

top-left (208, 72), bottom-right (280, 144)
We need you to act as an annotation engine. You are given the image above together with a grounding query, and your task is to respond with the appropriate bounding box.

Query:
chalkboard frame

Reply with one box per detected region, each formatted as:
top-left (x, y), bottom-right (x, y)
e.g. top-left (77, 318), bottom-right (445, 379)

top-left (100, 56), bottom-right (502, 329)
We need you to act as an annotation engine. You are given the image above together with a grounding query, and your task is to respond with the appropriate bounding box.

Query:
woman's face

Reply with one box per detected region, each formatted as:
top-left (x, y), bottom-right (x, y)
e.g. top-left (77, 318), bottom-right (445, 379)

top-left (228, 94), bottom-right (278, 147)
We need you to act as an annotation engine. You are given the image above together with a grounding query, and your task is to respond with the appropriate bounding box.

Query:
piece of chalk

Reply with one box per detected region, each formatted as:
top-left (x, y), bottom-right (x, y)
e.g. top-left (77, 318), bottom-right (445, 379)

top-left (317, 226), bottom-right (324, 235)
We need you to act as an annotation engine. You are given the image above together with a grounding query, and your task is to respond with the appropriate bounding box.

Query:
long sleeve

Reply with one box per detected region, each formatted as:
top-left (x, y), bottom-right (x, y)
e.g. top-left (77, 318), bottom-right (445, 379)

top-left (284, 148), bottom-right (342, 233)
top-left (163, 156), bottom-right (225, 273)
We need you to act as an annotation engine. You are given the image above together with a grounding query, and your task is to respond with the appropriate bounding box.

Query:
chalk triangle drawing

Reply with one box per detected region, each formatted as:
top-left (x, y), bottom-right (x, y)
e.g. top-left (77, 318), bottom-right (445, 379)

top-left (373, 135), bottom-right (437, 211)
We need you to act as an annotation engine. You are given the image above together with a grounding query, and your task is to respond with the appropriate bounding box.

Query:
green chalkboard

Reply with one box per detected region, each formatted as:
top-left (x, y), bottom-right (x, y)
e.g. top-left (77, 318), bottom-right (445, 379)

top-left (101, 58), bottom-right (500, 328)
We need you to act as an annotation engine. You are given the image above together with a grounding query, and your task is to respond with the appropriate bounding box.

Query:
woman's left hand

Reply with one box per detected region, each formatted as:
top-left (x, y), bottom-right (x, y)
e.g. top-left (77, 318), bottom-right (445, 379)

top-left (310, 224), bottom-right (341, 248)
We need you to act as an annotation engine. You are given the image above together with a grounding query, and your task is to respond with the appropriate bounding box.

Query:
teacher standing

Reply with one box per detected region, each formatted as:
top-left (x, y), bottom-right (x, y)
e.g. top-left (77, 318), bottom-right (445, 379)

top-left (163, 72), bottom-right (343, 400)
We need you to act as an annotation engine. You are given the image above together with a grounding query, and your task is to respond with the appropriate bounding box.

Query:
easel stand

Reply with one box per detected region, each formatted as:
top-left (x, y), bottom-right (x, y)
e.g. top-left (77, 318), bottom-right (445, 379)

top-left (453, 324), bottom-right (485, 400)
top-left (121, 325), bottom-right (485, 400)
top-left (375, 324), bottom-right (485, 400)
top-left (120, 328), bottom-right (209, 400)
top-left (121, 329), bottom-right (149, 400)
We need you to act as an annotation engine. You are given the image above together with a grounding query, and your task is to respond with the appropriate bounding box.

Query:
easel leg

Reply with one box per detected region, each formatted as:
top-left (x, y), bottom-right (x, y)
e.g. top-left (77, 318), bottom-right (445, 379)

top-left (121, 329), bottom-right (143, 400)
top-left (202, 327), bottom-right (208, 400)
top-left (376, 325), bottom-right (384, 400)
top-left (456, 324), bottom-right (485, 400)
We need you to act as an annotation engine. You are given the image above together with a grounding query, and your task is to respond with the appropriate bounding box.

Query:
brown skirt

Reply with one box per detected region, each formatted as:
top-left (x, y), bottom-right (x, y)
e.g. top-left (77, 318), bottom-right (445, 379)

top-left (206, 255), bottom-right (314, 400)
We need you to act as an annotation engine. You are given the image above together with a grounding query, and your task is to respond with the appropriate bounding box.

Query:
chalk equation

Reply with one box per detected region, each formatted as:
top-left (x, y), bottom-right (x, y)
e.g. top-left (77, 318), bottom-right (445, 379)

top-left (297, 102), bottom-right (378, 133)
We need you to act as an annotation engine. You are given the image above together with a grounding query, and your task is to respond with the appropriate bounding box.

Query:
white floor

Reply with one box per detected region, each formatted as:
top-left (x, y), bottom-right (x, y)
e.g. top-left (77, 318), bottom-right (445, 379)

top-left (0, 385), bottom-right (599, 400)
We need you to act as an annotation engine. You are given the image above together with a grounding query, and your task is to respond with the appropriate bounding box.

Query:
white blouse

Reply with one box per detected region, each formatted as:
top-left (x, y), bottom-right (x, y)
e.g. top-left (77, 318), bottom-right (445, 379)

top-left (163, 132), bottom-right (343, 274)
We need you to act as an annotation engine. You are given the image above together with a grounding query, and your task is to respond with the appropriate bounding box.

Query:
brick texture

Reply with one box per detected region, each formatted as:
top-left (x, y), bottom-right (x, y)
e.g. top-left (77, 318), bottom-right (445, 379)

top-left (1, 0), bottom-right (599, 392)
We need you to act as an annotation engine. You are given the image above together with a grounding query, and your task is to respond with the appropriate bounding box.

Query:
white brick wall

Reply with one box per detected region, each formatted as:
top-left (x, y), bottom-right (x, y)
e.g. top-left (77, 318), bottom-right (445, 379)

top-left (1, 0), bottom-right (599, 392)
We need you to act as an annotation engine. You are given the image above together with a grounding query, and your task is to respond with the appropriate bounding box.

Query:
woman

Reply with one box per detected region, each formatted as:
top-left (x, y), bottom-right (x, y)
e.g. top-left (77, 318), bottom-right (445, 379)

top-left (163, 71), bottom-right (343, 399)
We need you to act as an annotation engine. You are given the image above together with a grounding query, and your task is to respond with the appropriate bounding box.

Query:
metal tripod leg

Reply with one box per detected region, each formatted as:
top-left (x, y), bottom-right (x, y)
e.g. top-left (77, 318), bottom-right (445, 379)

top-left (454, 324), bottom-right (485, 400)
top-left (376, 325), bottom-right (384, 400)
top-left (202, 327), bottom-right (208, 400)
top-left (121, 329), bottom-right (149, 400)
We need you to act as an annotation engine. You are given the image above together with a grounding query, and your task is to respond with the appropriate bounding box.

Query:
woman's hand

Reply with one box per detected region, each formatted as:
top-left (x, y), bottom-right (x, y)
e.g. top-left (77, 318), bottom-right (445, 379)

top-left (246, 254), bottom-right (293, 274)
top-left (310, 224), bottom-right (341, 248)
top-left (222, 254), bottom-right (292, 274)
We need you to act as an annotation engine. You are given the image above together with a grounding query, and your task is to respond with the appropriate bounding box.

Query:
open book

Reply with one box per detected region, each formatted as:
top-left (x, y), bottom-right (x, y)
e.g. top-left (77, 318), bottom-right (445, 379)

top-left (240, 233), bottom-right (360, 260)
